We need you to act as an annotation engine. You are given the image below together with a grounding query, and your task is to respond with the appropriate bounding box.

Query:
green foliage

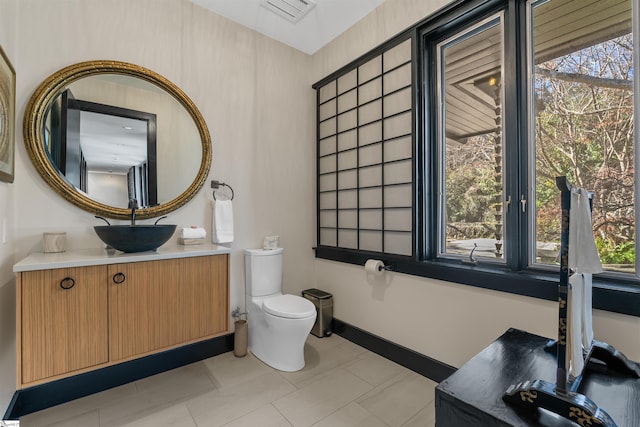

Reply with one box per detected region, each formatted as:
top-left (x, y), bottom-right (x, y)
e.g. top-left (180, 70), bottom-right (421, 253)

top-left (532, 35), bottom-right (636, 266)
top-left (445, 161), bottom-right (496, 223)
top-left (442, 34), bottom-right (635, 271)
top-left (595, 238), bottom-right (635, 265)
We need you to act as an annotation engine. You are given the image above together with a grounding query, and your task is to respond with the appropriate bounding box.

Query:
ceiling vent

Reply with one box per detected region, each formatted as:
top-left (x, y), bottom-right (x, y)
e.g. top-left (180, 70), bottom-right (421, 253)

top-left (261, 0), bottom-right (316, 23)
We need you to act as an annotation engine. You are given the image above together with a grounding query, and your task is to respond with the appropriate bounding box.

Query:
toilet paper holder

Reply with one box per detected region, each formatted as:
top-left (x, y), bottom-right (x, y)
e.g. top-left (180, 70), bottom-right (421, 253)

top-left (378, 263), bottom-right (393, 271)
top-left (365, 259), bottom-right (394, 272)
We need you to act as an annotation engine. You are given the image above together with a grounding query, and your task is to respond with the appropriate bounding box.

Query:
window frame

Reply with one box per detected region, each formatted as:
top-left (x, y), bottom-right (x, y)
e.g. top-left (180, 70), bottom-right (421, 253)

top-left (434, 11), bottom-right (508, 264)
top-left (313, 0), bottom-right (640, 318)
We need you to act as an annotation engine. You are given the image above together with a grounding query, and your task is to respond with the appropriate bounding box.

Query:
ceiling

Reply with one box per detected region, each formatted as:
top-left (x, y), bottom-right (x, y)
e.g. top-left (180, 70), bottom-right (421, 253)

top-left (80, 111), bottom-right (147, 174)
top-left (190, 0), bottom-right (385, 54)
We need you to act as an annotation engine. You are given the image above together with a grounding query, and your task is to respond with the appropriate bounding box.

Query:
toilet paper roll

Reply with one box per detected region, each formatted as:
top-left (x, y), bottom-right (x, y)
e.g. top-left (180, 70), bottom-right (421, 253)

top-left (365, 259), bottom-right (385, 276)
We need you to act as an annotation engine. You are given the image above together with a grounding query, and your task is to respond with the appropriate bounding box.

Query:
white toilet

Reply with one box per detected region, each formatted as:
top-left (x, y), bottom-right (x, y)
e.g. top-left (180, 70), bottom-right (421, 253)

top-left (245, 248), bottom-right (316, 372)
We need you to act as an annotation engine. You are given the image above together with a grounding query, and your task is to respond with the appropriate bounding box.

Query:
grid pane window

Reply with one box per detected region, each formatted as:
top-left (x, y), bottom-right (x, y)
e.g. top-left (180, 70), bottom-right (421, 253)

top-left (314, 0), bottom-right (640, 312)
top-left (437, 15), bottom-right (506, 261)
top-left (316, 38), bottom-right (413, 256)
top-left (529, 0), bottom-right (636, 275)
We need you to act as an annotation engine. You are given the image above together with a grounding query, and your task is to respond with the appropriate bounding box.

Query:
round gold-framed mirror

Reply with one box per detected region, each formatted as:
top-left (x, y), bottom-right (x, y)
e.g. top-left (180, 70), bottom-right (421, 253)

top-left (24, 60), bottom-right (211, 220)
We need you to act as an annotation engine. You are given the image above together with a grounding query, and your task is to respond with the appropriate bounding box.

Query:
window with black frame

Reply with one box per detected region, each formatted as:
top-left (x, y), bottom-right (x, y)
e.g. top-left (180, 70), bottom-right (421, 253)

top-left (314, 0), bottom-right (639, 313)
top-left (528, 0), bottom-right (636, 277)
top-left (316, 37), bottom-right (414, 257)
top-left (431, 0), bottom-right (638, 280)
top-left (436, 13), bottom-right (506, 263)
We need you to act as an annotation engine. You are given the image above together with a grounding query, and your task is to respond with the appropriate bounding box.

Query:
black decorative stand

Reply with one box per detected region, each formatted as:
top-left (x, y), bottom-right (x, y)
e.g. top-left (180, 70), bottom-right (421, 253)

top-left (502, 176), bottom-right (640, 426)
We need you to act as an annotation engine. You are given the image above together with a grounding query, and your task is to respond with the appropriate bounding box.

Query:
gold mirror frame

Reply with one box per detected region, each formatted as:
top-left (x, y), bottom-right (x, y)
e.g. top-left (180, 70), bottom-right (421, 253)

top-left (24, 60), bottom-right (211, 220)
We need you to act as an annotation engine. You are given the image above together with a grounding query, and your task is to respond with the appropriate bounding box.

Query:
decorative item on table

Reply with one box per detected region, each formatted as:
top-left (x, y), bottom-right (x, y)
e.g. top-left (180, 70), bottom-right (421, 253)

top-left (43, 232), bottom-right (67, 253)
top-left (179, 226), bottom-right (206, 245)
top-left (263, 235), bottom-right (279, 250)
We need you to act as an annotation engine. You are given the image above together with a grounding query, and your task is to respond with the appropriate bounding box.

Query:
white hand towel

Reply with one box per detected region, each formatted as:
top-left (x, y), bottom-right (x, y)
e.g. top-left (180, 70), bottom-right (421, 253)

top-left (567, 273), bottom-right (585, 378)
top-left (568, 188), bottom-right (603, 274)
top-left (212, 199), bottom-right (234, 244)
top-left (181, 227), bottom-right (207, 239)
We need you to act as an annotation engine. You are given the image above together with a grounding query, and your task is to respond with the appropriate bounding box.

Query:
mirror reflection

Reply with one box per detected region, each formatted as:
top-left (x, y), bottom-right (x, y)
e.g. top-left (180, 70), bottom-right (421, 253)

top-left (24, 61), bottom-right (211, 220)
top-left (36, 70), bottom-right (203, 211)
top-left (45, 89), bottom-right (159, 208)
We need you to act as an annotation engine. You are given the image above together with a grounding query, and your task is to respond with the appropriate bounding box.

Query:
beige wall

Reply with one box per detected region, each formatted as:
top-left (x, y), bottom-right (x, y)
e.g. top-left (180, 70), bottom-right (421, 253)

top-left (4, 0), bottom-right (315, 412)
top-left (0, 0), bottom-right (18, 413)
top-left (1, 0), bottom-right (638, 416)
top-left (309, 0), bottom-right (640, 368)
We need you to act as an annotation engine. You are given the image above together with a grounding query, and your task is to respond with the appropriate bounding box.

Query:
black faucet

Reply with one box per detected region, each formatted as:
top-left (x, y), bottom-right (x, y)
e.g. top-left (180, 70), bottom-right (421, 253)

top-left (128, 199), bottom-right (139, 226)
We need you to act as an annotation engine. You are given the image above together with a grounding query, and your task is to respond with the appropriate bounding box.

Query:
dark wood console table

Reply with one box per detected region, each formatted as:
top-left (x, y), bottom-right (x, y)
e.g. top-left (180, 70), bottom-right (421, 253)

top-left (435, 328), bottom-right (640, 426)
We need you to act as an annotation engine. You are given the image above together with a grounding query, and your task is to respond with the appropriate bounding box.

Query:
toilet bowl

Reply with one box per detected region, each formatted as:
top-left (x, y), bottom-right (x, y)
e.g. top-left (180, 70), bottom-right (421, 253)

top-left (245, 248), bottom-right (316, 372)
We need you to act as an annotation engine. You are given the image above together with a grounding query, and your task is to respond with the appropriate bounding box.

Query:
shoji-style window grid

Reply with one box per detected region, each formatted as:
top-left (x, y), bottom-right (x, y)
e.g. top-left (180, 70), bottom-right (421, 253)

top-left (310, 0), bottom-right (640, 319)
top-left (316, 37), bottom-right (414, 256)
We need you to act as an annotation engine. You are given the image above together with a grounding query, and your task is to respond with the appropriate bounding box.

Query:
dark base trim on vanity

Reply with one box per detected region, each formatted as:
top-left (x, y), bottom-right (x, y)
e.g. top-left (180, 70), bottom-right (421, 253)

top-left (3, 334), bottom-right (234, 420)
top-left (5, 322), bottom-right (455, 420)
top-left (333, 318), bottom-right (456, 383)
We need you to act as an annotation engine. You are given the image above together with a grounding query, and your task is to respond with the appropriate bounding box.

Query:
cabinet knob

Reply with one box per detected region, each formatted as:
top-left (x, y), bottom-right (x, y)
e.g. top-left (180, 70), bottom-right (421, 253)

top-left (113, 272), bottom-right (126, 284)
top-left (60, 277), bottom-right (75, 290)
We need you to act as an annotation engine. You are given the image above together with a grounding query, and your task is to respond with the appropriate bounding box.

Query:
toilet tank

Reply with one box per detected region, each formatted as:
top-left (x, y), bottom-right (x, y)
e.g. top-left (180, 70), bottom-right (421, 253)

top-left (245, 248), bottom-right (283, 297)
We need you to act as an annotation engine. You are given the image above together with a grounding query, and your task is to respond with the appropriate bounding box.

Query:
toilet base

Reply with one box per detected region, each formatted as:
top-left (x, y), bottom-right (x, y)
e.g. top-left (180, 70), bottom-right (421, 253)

top-left (247, 308), bottom-right (316, 372)
top-left (250, 348), bottom-right (305, 372)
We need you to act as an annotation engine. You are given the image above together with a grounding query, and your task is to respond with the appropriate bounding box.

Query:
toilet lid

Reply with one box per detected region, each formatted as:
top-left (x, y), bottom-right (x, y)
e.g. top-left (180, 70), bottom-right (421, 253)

top-left (263, 294), bottom-right (316, 319)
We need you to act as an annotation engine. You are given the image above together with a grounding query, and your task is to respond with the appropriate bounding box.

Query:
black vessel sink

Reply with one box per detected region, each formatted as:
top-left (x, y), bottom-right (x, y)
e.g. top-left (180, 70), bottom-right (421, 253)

top-left (94, 225), bottom-right (176, 253)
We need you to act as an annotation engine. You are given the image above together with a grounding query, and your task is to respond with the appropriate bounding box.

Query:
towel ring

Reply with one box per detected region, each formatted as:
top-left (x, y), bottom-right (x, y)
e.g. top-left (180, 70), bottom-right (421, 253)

top-left (211, 180), bottom-right (234, 201)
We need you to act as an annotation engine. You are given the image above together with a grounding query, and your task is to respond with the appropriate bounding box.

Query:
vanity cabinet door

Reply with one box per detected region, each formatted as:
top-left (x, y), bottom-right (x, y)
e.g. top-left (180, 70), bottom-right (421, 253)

top-left (178, 254), bottom-right (229, 341)
top-left (108, 255), bottom-right (229, 361)
top-left (19, 265), bottom-right (108, 385)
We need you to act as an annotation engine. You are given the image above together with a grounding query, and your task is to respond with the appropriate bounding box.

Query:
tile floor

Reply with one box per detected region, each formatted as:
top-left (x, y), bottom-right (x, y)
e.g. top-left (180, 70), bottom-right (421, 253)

top-left (20, 334), bottom-right (437, 427)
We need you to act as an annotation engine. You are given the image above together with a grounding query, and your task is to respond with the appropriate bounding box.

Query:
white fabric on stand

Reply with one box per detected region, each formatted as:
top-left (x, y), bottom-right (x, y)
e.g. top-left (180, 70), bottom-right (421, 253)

top-left (567, 273), bottom-right (585, 377)
top-left (568, 188), bottom-right (602, 273)
top-left (212, 199), bottom-right (234, 244)
top-left (566, 188), bottom-right (602, 378)
top-left (581, 272), bottom-right (594, 348)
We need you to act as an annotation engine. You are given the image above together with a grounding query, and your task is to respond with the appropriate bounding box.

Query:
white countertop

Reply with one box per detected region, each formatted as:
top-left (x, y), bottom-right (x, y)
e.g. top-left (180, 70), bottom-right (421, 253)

top-left (14, 244), bottom-right (232, 272)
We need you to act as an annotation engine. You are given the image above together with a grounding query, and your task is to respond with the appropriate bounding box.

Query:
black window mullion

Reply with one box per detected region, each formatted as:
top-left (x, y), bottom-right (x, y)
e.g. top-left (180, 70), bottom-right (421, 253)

top-left (316, 88), bottom-right (321, 248)
top-left (334, 81), bottom-right (339, 246)
top-left (356, 67), bottom-right (361, 250)
top-left (411, 30), bottom-right (421, 261)
top-left (381, 53), bottom-right (386, 253)
top-left (503, 0), bottom-right (528, 271)
top-left (423, 33), bottom-right (439, 261)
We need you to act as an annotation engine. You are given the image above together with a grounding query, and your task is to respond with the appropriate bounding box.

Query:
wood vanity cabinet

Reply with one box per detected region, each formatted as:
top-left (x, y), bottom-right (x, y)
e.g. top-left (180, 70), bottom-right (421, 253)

top-left (17, 252), bottom-right (229, 388)
top-left (108, 255), bottom-right (229, 361)
top-left (19, 265), bottom-right (108, 385)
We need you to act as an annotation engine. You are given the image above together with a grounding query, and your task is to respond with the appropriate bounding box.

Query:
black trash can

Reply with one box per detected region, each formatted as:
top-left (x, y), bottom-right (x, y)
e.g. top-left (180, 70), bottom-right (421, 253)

top-left (302, 288), bottom-right (333, 337)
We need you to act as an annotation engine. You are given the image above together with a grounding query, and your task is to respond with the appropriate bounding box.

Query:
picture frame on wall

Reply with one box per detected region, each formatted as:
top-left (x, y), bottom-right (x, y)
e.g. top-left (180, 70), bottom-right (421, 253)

top-left (0, 43), bottom-right (15, 183)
